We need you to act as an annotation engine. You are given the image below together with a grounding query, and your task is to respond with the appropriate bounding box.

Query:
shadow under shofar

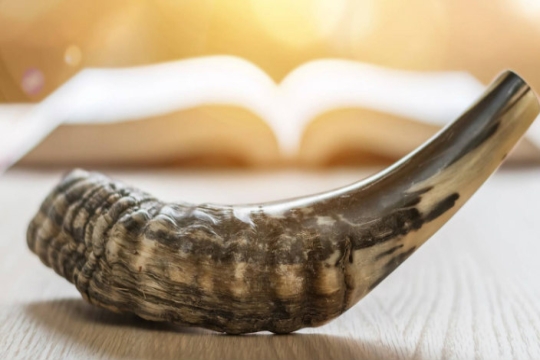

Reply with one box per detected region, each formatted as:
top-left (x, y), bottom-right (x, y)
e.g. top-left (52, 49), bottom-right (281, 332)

top-left (25, 71), bottom-right (540, 335)
top-left (24, 299), bottom-right (411, 360)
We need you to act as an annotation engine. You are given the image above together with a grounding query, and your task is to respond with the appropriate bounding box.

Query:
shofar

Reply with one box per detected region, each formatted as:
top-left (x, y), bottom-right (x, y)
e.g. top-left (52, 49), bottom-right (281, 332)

top-left (27, 71), bottom-right (540, 334)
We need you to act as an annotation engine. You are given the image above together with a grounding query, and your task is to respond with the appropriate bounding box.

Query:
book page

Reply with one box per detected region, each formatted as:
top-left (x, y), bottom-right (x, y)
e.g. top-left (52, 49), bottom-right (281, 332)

top-left (0, 56), bottom-right (281, 173)
top-left (278, 59), bottom-right (486, 154)
top-left (1, 56), bottom-right (539, 173)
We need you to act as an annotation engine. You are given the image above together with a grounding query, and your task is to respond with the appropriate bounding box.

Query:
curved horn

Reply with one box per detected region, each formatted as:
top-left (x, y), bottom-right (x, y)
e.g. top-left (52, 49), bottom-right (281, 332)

top-left (27, 71), bottom-right (539, 334)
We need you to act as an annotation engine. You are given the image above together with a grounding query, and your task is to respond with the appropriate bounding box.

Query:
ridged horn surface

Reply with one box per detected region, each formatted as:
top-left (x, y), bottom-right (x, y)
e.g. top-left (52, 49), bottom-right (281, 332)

top-left (27, 71), bottom-right (540, 334)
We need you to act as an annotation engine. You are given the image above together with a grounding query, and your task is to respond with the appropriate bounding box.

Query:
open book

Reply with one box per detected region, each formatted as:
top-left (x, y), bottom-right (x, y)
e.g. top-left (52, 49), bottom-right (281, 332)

top-left (1, 56), bottom-right (539, 173)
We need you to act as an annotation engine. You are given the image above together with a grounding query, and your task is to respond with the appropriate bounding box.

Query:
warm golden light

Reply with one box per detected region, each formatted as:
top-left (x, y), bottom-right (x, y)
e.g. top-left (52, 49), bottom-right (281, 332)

top-left (514, 0), bottom-right (540, 19)
top-left (0, 0), bottom-right (61, 21)
top-left (64, 45), bottom-right (82, 67)
top-left (1, 0), bottom-right (540, 102)
top-left (345, 0), bottom-right (449, 70)
top-left (345, 0), bottom-right (379, 43)
top-left (250, 0), bottom-right (347, 47)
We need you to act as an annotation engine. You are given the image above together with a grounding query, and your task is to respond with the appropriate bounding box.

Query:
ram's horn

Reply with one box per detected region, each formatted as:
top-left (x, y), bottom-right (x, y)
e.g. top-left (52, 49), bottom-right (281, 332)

top-left (27, 71), bottom-right (539, 334)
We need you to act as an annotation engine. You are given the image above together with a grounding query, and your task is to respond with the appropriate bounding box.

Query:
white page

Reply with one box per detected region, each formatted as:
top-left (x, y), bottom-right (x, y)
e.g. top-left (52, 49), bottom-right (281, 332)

top-left (0, 57), bottom-right (278, 173)
top-left (278, 60), bottom-right (486, 153)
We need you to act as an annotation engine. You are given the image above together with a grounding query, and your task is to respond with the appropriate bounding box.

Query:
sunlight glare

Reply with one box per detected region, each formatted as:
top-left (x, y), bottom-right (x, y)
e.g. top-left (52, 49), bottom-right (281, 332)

top-left (250, 0), bottom-right (347, 47)
top-left (514, 0), bottom-right (540, 19)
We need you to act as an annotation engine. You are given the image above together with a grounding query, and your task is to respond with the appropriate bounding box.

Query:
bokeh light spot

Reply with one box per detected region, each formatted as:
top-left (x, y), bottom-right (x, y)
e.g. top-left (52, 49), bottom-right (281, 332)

top-left (64, 45), bottom-right (83, 67)
top-left (21, 68), bottom-right (45, 96)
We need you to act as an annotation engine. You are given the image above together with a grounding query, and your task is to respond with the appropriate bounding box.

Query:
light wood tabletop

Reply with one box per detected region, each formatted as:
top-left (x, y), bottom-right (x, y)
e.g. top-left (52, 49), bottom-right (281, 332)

top-left (1, 166), bottom-right (539, 360)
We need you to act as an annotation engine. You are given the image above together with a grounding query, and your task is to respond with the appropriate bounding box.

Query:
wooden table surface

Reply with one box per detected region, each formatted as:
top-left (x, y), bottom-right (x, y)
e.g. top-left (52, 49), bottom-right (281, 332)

top-left (1, 166), bottom-right (539, 360)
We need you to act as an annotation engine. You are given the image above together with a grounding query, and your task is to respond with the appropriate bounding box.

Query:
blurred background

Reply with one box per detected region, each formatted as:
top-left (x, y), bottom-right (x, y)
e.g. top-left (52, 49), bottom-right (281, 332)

top-left (2, 0), bottom-right (540, 100)
top-left (3, 3), bottom-right (540, 358)
top-left (1, 0), bottom-right (540, 168)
